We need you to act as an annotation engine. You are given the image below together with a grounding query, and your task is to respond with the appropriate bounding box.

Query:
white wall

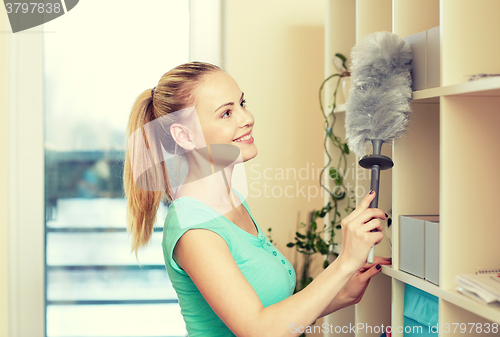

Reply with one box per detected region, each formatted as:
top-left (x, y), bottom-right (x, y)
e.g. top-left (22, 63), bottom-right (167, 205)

top-left (1, 9), bottom-right (9, 337)
top-left (224, 1), bottom-right (326, 334)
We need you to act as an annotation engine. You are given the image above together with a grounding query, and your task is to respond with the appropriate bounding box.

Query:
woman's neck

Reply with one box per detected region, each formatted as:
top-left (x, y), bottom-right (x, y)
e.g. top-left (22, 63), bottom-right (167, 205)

top-left (175, 148), bottom-right (240, 215)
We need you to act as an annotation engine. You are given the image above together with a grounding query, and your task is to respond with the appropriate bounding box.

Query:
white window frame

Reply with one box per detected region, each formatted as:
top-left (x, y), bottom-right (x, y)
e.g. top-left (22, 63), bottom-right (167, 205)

top-left (5, 1), bottom-right (223, 336)
top-left (6, 24), bottom-right (45, 337)
top-left (189, 0), bottom-right (224, 68)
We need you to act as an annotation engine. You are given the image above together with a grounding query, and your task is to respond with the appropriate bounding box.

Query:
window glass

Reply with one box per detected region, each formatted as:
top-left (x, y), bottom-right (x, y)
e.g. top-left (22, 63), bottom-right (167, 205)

top-left (43, 1), bottom-right (189, 336)
top-left (46, 304), bottom-right (185, 337)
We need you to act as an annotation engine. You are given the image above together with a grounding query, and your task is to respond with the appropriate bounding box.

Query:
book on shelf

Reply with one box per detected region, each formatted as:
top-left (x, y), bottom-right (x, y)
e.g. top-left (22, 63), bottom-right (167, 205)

top-left (454, 269), bottom-right (500, 305)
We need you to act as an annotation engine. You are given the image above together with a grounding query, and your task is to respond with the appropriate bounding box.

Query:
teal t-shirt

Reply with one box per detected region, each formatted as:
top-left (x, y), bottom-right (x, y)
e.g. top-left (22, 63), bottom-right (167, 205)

top-left (162, 190), bottom-right (296, 336)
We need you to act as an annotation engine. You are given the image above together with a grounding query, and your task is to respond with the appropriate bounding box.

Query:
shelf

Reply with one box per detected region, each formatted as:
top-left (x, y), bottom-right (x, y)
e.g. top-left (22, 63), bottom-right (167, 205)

top-left (333, 103), bottom-right (346, 113)
top-left (382, 266), bottom-right (441, 297)
top-left (382, 266), bottom-right (500, 323)
top-left (412, 76), bottom-right (500, 103)
top-left (441, 289), bottom-right (500, 324)
top-left (339, 77), bottom-right (500, 107)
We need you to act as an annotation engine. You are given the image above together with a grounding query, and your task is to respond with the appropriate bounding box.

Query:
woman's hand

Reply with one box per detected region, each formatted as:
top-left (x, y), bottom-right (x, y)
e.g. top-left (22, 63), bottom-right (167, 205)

top-left (334, 256), bottom-right (392, 309)
top-left (337, 191), bottom-right (387, 272)
top-left (318, 256), bottom-right (391, 317)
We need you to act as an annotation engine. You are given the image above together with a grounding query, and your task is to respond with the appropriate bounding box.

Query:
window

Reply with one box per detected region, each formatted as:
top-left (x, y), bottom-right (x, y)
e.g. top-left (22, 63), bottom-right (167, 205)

top-left (43, 1), bottom-right (188, 336)
top-left (6, 1), bottom-right (223, 335)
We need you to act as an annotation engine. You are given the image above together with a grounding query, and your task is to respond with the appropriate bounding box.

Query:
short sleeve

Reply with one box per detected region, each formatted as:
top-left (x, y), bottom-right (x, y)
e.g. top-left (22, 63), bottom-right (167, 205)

top-left (162, 199), bottom-right (233, 275)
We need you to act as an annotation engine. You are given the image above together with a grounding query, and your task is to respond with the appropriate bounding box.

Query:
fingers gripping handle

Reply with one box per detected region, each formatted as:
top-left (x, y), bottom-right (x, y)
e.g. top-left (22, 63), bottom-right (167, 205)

top-left (367, 164), bottom-right (380, 264)
top-left (359, 139), bottom-right (393, 264)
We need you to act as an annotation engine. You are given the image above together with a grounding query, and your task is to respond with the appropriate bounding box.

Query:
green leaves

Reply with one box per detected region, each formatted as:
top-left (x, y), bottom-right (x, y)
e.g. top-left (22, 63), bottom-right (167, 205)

top-left (344, 143), bottom-right (350, 154)
top-left (301, 276), bottom-right (314, 289)
top-left (334, 190), bottom-right (346, 200)
top-left (296, 231), bottom-right (306, 239)
top-left (287, 208), bottom-right (344, 293)
top-left (329, 167), bottom-right (340, 184)
top-left (335, 52), bottom-right (348, 70)
top-left (315, 237), bottom-right (329, 255)
top-left (288, 217), bottom-right (338, 256)
top-left (310, 221), bottom-right (317, 232)
top-left (267, 227), bottom-right (274, 244)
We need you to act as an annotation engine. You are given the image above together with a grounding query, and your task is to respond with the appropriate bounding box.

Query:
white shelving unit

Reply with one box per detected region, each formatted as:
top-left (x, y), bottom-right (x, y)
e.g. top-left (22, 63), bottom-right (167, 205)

top-left (412, 76), bottom-right (500, 102)
top-left (324, 1), bottom-right (500, 336)
top-left (383, 266), bottom-right (500, 324)
top-left (333, 103), bottom-right (346, 113)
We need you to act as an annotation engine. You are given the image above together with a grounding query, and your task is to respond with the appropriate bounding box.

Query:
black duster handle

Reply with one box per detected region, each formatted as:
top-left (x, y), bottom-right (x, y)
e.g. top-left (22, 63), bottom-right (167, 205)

top-left (358, 139), bottom-right (393, 263)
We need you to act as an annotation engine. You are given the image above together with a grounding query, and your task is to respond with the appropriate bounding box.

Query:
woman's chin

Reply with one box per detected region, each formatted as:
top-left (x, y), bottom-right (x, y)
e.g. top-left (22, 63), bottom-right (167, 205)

top-left (242, 146), bottom-right (258, 162)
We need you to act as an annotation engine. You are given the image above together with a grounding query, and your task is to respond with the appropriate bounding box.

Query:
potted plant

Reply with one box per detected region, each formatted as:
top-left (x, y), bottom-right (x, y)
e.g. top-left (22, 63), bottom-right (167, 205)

top-left (284, 53), bottom-right (354, 294)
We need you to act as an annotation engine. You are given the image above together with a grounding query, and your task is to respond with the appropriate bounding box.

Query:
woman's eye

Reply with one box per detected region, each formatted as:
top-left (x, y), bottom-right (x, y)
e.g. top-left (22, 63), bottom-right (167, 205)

top-left (222, 110), bottom-right (231, 119)
top-left (240, 99), bottom-right (247, 108)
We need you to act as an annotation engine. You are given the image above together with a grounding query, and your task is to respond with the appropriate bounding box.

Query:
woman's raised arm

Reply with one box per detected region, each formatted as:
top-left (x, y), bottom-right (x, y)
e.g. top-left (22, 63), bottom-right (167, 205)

top-left (174, 191), bottom-right (386, 337)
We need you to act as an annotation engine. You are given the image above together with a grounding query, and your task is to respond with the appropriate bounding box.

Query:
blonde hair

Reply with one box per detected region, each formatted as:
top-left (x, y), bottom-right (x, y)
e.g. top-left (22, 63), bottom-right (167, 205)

top-left (123, 62), bottom-right (220, 255)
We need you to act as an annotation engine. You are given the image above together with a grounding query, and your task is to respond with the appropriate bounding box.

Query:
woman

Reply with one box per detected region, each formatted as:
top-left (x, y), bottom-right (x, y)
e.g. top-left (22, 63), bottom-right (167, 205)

top-left (124, 62), bottom-right (391, 336)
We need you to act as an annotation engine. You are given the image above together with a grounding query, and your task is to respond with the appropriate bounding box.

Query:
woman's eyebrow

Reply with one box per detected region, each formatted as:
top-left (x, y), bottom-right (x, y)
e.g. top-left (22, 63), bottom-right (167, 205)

top-left (213, 92), bottom-right (244, 113)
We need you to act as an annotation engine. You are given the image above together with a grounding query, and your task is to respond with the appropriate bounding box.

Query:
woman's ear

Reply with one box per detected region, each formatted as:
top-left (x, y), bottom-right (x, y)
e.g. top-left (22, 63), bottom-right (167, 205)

top-left (170, 123), bottom-right (196, 151)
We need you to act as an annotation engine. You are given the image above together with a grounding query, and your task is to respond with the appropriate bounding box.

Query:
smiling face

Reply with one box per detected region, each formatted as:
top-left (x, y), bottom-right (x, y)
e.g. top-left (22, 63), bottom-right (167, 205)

top-left (193, 70), bottom-right (257, 163)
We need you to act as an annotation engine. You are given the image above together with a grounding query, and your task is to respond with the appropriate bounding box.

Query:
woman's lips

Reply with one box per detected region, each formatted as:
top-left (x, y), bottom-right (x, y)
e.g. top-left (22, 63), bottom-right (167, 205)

top-left (233, 132), bottom-right (253, 143)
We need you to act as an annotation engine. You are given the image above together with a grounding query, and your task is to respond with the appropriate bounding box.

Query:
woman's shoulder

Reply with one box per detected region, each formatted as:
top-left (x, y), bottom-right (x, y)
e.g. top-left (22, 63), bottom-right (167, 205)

top-left (166, 197), bottom-right (216, 229)
top-left (165, 188), bottom-right (250, 232)
top-left (162, 195), bottom-right (234, 265)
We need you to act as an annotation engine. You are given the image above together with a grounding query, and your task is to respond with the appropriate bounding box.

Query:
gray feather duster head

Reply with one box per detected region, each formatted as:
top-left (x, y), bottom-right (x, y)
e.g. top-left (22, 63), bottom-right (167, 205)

top-left (345, 31), bottom-right (413, 158)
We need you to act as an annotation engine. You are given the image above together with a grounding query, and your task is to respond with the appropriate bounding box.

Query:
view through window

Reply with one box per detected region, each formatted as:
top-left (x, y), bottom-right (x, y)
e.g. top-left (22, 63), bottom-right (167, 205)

top-left (43, 1), bottom-right (189, 336)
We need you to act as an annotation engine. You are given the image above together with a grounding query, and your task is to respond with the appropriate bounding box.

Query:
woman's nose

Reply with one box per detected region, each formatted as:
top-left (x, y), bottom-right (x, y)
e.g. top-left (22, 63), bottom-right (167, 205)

top-left (238, 106), bottom-right (254, 127)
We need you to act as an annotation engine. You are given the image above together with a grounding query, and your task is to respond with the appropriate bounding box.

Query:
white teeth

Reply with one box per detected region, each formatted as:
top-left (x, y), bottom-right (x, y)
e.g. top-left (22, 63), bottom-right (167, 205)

top-left (234, 134), bottom-right (251, 142)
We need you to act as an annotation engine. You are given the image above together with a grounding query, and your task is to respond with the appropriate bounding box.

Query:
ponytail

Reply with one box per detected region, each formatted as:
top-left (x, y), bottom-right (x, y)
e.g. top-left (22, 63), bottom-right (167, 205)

top-left (124, 62), bottom-right (220, 256)
top-left (123, 91), bottom-right (166, 257)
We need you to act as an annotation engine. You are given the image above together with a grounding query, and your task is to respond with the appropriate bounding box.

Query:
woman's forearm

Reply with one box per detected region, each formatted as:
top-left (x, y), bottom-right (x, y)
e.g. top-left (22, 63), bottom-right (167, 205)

top-left (250, 256), bottom-right (356, 337)
top-left (317, 294), bottom-right (347, 319)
